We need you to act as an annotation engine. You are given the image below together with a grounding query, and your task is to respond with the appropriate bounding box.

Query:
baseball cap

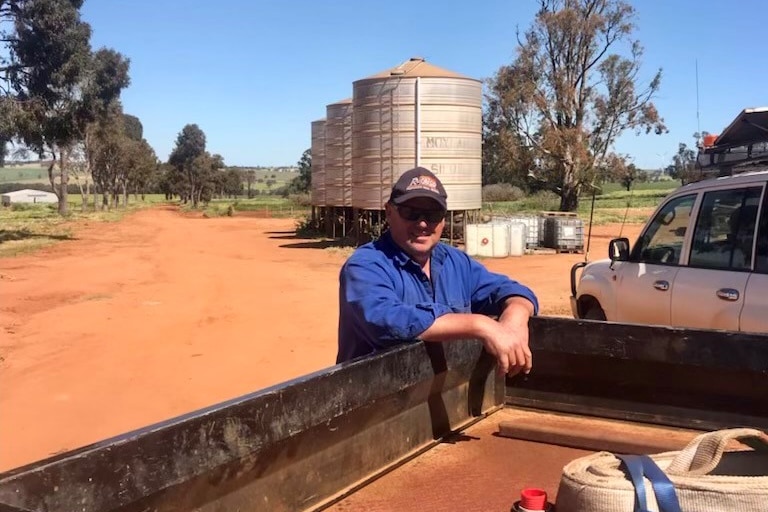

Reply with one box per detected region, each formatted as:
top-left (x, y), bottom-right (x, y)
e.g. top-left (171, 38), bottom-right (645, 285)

top-left (388, 167), bottom-right (448, 210)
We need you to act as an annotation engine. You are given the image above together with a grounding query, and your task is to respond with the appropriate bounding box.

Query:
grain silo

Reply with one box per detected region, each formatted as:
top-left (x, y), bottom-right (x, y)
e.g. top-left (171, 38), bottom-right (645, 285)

top-left (324, 98), bottom-right (353, 237)
top-left (310, 118), bottom-right (326, 209)
top-left (351, 57), bottom-right (482, 221)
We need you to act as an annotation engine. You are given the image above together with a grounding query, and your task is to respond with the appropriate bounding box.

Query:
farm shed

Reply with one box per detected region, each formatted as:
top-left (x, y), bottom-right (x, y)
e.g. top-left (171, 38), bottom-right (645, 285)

top-left (1, 189), bottom-right (58, 206)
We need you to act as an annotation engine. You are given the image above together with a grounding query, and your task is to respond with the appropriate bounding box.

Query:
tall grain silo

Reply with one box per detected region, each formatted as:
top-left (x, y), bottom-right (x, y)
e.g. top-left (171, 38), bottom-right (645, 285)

top-left (351, 57), bottom-right (482, 212)
top-left (310, 118), bottom-right (326, 207)
top-left (324, 98), bottom-right (353, 207)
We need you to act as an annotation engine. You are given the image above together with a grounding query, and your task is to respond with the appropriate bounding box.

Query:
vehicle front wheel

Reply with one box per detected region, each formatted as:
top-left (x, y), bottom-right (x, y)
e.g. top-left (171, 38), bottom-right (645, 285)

top-left (582, 302), bottom-right (607, 321)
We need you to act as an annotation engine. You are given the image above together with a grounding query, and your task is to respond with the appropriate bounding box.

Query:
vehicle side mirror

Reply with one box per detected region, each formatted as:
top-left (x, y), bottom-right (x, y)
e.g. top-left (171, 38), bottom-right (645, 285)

top-left (609, 238), bottom-right (630, 261)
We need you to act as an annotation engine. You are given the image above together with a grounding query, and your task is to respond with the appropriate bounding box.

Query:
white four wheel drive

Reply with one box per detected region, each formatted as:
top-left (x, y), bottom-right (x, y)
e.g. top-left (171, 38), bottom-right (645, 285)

top-left (570, 108), bottom-right (768, 333)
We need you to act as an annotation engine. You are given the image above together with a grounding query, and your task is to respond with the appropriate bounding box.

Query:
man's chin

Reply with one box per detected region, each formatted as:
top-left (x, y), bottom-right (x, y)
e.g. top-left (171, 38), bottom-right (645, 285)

top-left (408, 236), bottom-right (432, 246)
top-left (406, 238), bottom-right (435, 254)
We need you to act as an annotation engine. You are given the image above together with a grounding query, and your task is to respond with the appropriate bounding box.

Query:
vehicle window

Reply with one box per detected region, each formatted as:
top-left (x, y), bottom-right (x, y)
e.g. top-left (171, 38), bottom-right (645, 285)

top-left (756, 189), bottom-right (768, 274)
top-left (631, 194), bottom-right (695, 265)
top-left (689, 187), bottom-right (761, 270)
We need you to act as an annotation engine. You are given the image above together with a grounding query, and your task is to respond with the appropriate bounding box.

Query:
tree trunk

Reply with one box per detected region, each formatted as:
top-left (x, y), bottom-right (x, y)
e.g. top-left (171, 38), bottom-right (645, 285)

top-left (559, 172), bottom-right (581, 212)
top-left (74, 177), bottom-right (86, 212)
top-left (58, 150), bottom-right (69, 216)
top-left (47, 155), bottom-right (58, 199)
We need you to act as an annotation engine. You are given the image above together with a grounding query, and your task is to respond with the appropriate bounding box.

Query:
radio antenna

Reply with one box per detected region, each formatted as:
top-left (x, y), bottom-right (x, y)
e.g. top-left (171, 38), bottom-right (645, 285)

top-left (696, 59), bottom-right (701, 143)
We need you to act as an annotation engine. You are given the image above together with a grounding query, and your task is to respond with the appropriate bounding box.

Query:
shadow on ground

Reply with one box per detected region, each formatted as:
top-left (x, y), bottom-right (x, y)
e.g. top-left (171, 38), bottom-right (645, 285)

top-left (279, 240), bottom-right (356, 250)
top-left (0, 229), bottom-right (74, 244)
top-left (265, 231), bottom-right (357, 250)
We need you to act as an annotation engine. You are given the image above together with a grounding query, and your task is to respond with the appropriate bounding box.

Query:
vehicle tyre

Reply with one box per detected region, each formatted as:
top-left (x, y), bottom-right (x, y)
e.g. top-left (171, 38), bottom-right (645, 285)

top-left (582, 302), bottom-right (606, 321)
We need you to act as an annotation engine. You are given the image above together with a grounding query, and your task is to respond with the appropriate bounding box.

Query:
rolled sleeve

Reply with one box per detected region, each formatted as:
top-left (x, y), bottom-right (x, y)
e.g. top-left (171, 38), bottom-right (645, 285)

top-left (466, 255), bottom-right (539, 316)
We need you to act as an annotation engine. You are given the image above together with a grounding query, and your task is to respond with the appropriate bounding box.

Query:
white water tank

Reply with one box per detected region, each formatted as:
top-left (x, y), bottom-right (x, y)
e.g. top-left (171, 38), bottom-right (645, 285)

top-left (509, 222), bottom-right (526, 257)
top-left (465, 223), bottom-right (510, 258)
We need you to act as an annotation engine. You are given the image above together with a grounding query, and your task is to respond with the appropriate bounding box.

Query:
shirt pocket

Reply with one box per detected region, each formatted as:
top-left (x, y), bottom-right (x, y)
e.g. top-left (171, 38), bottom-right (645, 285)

top-left (448, 300), bottom-right (471, 314)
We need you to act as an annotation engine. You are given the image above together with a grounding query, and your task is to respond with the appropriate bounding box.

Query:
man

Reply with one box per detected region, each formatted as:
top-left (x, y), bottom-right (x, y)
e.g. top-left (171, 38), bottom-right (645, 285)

top-left (337, 166), bottom-right (539, 376)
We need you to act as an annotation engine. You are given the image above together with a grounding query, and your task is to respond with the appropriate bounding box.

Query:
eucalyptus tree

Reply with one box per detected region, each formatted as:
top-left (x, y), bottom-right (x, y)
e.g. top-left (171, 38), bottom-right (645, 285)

top-left (485, 0), bottom-right (666, 211)
top-left (287, 148), bottom-right (311, 194)
top-left (168, 124), bottom-right (210, 207)
top-left (0, 0), bottom-right (129, 214)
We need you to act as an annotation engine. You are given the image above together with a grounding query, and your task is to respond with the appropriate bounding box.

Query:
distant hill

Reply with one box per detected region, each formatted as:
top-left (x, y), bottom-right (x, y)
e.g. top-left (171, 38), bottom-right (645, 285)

top-left (228, 165), bottom-right (298, 173)
top-left (225, 167), bottom-right (299, 192)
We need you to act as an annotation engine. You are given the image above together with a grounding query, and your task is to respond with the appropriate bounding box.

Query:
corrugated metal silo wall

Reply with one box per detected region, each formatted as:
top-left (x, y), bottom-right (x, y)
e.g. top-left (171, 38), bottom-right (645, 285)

top-left (351, 77), bottom-right (482, 210)
top-left (324, 100), bottom-right (353, 207)
top-left (310, 119), bottom-right (326, 207)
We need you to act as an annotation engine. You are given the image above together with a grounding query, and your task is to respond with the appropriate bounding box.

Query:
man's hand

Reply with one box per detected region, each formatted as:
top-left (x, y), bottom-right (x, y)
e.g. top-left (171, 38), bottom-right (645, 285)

top-left (478, 318), bottom-right (531, 376)
top-left (494, 297), bottom-right (535, 376)
top-left (418, 297), bottom-right (535, 376)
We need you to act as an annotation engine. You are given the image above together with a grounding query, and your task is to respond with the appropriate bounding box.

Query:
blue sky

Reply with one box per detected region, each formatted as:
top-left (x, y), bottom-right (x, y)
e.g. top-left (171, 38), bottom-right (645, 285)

top-left (81, 0), bottom-right (768, 170)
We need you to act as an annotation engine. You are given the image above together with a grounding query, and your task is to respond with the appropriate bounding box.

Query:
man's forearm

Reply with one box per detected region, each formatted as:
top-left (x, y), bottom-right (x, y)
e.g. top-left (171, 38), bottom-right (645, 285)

top-left (418, 313), bottom-right (496, 342)
top-left (499, 296), bottom-right (535, 326)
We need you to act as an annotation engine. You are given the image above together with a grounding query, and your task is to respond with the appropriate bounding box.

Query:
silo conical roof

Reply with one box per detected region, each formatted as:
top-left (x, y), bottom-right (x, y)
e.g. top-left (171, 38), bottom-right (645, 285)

top-left (356, 57), bottom-right (477, 82)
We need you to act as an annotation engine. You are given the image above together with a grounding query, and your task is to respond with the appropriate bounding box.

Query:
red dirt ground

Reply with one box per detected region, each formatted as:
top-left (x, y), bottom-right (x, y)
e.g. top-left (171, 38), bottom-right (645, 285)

top-left (0, 206), bottom-right (641, 471)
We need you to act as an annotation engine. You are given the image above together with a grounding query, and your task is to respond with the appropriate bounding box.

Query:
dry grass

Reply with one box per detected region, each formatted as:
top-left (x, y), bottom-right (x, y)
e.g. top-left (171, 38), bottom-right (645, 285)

top-left (0, 205), bottom-right (126, 258)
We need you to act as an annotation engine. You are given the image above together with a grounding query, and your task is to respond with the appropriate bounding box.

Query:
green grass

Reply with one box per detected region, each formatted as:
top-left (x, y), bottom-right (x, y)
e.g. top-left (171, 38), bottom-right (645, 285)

top-left (238, 169), bottom-right (298, 192)
top-left (483, 181), bottom-right (676, 225)
top-left (599, 180), bottom-right (680, 194)
top-left (0, 166), bottom-right (50, 184)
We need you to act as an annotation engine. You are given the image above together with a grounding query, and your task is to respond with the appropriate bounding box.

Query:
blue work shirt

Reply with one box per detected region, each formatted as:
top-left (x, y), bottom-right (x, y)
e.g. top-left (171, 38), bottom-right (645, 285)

top-left (337, 231), bottom-right (539, 362)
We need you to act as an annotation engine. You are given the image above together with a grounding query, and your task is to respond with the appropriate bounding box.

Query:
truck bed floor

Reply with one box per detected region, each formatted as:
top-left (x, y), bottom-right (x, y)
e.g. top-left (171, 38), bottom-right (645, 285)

top-left (322, 407), bottom-right (703, 512)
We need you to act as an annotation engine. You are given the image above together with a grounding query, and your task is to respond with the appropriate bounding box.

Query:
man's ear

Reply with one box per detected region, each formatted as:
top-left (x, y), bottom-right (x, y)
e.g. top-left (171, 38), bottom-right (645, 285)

top-left (384, 202), bottom-right (394, 221)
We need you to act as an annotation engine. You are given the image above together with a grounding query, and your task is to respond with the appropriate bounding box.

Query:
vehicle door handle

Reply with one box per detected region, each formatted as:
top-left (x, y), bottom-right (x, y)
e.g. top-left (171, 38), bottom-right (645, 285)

top-left (653, 280), bottom-right (669, 291)
top-left (716, 288), bottom-right (740, 301)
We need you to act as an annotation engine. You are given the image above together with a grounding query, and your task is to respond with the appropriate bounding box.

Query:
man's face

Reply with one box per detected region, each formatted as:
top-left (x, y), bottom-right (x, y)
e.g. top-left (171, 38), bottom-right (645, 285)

top-left (385, 197), bottom-right (446, 262)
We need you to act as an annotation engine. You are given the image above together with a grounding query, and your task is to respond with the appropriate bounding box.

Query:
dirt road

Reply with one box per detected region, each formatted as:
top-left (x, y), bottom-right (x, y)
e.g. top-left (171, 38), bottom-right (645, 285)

top-left (0, 207), bottom-right (641, 470)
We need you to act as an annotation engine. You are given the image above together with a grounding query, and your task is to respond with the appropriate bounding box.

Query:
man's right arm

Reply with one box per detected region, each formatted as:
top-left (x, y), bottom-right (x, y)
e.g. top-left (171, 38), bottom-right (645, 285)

top-left (419, 312), bottom-right (530, 376)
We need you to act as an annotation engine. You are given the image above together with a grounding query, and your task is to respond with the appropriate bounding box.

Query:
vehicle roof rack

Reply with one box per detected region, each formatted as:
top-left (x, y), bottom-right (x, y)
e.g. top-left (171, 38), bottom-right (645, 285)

top-left (696, 107), bottom-right (768, 177)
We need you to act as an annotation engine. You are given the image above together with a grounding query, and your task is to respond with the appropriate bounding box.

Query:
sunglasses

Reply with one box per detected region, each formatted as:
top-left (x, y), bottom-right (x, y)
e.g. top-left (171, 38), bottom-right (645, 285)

top-left (395, 205), bottom-right (446, 223)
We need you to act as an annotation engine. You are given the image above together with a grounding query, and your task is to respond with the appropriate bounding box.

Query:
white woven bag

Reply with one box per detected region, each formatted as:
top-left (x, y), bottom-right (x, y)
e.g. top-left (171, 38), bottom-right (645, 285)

top-left (556, 428), bottom-right (768, 512)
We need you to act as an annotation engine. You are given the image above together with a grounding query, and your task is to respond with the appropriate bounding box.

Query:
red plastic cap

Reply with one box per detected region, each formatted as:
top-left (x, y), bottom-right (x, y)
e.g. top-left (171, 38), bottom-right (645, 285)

top-left (520, 488), bottom-right (548, 510)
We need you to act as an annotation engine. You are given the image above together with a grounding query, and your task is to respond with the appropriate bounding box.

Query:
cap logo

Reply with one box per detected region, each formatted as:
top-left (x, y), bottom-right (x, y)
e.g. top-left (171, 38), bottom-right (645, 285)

top-left (406, 175), bottom-right (439, 194)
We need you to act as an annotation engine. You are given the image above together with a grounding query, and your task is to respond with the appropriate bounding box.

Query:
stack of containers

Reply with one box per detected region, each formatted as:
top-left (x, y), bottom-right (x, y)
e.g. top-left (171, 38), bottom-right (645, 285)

top-left (543, 215), bottom-right (585, 252)
top-left (503, 214), bottom-right (543, 249)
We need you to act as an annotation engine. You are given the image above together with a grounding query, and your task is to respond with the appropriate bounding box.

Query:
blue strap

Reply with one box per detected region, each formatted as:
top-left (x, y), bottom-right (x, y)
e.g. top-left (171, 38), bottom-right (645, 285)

top-left (617, 454), bottom-right (682, 512)
top-left (638, 455), bottom-right (682, 512)
top-left (618, 454), bottom-right (650, 512)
